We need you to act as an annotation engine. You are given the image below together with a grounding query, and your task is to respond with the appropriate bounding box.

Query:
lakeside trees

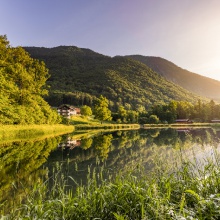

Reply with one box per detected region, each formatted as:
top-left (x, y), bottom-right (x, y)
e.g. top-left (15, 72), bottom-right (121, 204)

top-left (144, 99), bottom-right (220, 123)
top-left (0, 35), bottom-right (61, 124)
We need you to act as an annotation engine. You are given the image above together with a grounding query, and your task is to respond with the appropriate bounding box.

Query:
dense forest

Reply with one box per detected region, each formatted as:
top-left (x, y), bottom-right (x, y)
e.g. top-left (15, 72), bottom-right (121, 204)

top-left (2, 35), bottom-right (220, 125)
top-left (0, 36), bottom-right (61, 124)
top-left (24, 46), bottom-right (206, 111)
top-left (127, 55), bottom-right (220, 101)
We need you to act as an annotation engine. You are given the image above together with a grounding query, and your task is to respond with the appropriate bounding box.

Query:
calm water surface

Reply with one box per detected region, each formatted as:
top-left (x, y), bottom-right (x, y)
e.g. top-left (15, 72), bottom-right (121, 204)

top-left (1, 127), bottom-right (220, 212)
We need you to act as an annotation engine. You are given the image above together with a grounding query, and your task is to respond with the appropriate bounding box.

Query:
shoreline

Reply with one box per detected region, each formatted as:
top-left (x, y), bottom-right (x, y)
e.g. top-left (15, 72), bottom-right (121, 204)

top-left (0, 124), bottom-right (75, 143)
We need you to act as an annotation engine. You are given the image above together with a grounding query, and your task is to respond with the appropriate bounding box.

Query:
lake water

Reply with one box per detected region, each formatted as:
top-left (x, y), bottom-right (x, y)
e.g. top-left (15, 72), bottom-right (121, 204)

top-left (1, 127), bottom-right (220, 213)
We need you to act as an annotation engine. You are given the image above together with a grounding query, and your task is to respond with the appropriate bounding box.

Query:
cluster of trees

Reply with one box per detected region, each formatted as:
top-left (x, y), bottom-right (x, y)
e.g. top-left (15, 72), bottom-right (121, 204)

top-left (0, 36), bottom-right (61, 124)
top-left (140, 99), bottom-right (220, 124)
top-left (79, 95), bottom-right (139, 123)
top-left (80, 96), bottom-right (220, 124)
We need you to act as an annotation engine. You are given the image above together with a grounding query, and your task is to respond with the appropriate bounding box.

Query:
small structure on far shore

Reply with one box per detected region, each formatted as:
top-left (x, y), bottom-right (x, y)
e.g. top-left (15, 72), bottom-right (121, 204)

top-left (57, 104), bottom-right (81, 119)
top-left (211, 119), bottom-right (220, 123)
top-left (175, 119), bottom-right (193, 124)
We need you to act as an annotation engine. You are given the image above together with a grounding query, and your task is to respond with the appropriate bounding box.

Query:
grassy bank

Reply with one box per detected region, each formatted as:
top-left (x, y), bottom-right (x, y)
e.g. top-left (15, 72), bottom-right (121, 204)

top-left (143, 122), bottom-right (220, 128)
top-left (2, 152), bottom-right (220, 219)
top-left (0, 124), bottom-right (74, 143)
top-left (75, 123), bottom-right (140, 130)
top-left (71, 116), bottom-right (140, 130)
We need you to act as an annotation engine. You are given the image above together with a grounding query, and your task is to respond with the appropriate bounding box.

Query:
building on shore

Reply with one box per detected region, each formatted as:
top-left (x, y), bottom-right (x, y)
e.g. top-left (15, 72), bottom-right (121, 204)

top-left (57, 104), bottom-right (81, 119)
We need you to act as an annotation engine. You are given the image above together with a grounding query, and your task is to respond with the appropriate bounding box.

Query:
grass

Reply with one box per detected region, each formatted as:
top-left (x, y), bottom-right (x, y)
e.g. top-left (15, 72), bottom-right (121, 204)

top-left (0, 124), bottom-right (74, 144)
top-left (1, 150), bottom-right (220, 219)
top-left (71, 116), bottom-right (140, 130)
top-left (75, 123), bottom-right (140, 130)
top-left (71, 115), bottom-right (101, 125)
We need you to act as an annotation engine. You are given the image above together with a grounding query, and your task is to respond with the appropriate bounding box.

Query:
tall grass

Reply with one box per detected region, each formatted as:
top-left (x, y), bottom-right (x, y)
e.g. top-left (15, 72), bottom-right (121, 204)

top-left (0, 124), bottom-right (74, 143)
top-left (2, 150), bottom-right (220, 219)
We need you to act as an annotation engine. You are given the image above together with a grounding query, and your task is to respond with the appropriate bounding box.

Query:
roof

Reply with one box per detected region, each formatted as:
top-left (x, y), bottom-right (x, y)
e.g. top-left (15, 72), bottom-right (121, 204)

top-left (57, 104), bottom-right (76, 110)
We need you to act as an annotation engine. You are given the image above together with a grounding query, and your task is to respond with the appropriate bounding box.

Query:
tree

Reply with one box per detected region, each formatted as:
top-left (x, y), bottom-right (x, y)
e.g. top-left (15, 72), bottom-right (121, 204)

top-left (94, 95), bottom-right (112, 122)
top-left (81, 105), bottom-right (92, 116)
top-left (0, 35), bottom-right (61, 124)
top-left (118, 106), bottom-right (128, 123)
top-left (127, 110), bottom-right (139, 123)
top-left (148, 115), bottom-right (160, 124)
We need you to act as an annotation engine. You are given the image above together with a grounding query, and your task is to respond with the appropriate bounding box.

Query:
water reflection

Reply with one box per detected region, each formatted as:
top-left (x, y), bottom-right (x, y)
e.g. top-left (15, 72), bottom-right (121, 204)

top-left (1, 128), bottom-right (220, 214)
top-left (0, 136), bottom-right (62, 213)
top-left (46, 128), bottom-right (220, 190)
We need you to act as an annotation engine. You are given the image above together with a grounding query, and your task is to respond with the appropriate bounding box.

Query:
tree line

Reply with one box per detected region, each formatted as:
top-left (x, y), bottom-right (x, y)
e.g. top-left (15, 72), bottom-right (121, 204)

top-left (81, 97), bottom-right (220, 124)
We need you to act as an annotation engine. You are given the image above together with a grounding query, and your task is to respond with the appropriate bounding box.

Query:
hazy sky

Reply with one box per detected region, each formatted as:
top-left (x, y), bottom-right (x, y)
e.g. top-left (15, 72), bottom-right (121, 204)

top-left (1, 0), bottom-right (220, 81)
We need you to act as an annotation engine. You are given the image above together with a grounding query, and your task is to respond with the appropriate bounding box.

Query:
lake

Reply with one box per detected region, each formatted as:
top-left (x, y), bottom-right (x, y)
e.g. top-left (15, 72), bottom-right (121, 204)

top-left (1, 127), bottom-right (220, 213)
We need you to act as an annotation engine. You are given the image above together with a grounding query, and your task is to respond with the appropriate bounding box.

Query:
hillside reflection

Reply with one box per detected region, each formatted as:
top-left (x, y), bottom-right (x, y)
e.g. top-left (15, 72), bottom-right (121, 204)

top-left (47, 128), bottom-right (220, 188)
top-left (1, 128), bottom-right (220, 214)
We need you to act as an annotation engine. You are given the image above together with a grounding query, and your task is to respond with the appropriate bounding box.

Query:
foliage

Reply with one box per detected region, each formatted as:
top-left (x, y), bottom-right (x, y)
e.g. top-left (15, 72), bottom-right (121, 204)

top-left (0, 35), bottom-right (61, 124)
top-left (94, 95), bottom-right (112, 122)
top-left (147, 99), bottom-right (220, 123)
top-left (24, 46), bottom-right (206, 112)
top-left (2, 150), bottom-right (220, 219)
top-left (128, 55), bottom-right (220, 101)
top-left (148, 114), bottom-right (160, 124)
top-left (80, 105), bottom-right (92, 116)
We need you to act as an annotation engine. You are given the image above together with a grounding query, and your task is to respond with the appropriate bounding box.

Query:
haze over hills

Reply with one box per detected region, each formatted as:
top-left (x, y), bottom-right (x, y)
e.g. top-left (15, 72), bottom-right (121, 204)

top-left (126, 55), bottom-right (220, 101)
top-left (24, 46), bottom-right (207, 110)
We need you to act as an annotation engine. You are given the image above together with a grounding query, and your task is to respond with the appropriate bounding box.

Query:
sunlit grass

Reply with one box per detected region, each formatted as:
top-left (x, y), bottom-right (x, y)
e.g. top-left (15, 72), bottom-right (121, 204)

top-left (0, 124), bottom-right (74, 144)
top-left (71, 116), bottom-right (140, 130)
top-left (2, 150), bottom-right (220, 219)
top-left (71, 115), bottom-right (101, 125)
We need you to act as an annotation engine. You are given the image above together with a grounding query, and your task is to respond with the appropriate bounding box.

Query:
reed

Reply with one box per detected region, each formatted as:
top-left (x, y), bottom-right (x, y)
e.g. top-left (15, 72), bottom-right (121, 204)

top-left (2, 150), bottom-right (220, 219)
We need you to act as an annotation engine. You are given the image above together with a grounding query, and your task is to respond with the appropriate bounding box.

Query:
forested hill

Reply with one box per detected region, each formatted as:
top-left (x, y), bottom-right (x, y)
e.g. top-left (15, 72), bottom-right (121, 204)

top-left (24, 46), bottom-right (206, 110)
top-left (126, 55), bottom-right (220, 101)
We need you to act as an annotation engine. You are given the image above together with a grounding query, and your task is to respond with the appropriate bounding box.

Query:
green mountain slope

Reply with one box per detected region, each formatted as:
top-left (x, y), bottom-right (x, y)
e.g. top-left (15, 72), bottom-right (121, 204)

top-left (24, 46), bottom-right (205, 110)
top-left (126, 55), bottom-right (220, 101)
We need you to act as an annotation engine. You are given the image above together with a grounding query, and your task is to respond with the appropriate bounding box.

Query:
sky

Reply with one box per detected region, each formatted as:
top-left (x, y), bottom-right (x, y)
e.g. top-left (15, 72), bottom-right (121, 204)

top-left (1, 0), bottom-right (220, 81)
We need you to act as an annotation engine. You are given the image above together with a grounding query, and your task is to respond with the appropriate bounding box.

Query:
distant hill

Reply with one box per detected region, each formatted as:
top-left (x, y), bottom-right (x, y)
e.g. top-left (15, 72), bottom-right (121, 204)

top-left (126, 55), bottom-right (220, 101)
top-left (24, 46), bottom-right (206, 110)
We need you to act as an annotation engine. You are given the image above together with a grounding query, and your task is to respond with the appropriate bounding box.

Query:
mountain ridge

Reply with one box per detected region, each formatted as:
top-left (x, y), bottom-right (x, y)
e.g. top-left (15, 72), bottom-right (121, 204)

top-left (126, 55), bottom-right (220, 101)
top-left (24, 46), bottom-right (208, 110)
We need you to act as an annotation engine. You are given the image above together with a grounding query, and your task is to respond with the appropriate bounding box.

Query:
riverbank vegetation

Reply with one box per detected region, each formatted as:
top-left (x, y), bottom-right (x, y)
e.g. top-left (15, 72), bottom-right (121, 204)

top-left (0, 124), bottom-right (74, 143)
top-left (2, 149), bottom-right (220, 219)
top-left (143, 99), bottom-right (220, 124)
